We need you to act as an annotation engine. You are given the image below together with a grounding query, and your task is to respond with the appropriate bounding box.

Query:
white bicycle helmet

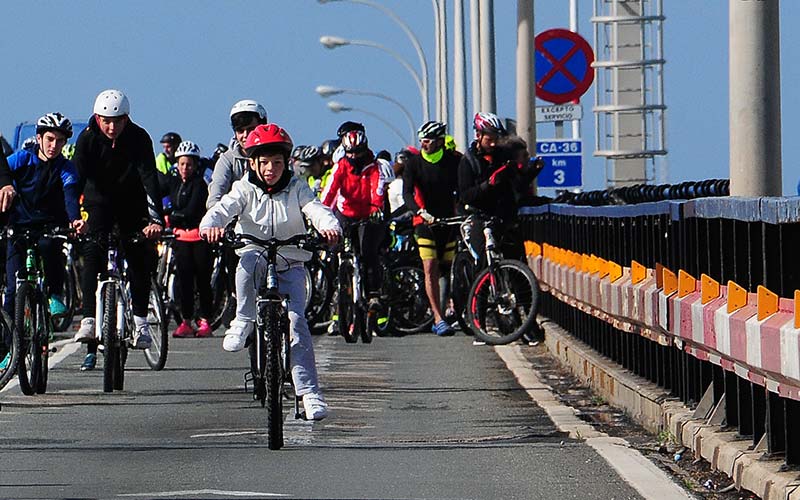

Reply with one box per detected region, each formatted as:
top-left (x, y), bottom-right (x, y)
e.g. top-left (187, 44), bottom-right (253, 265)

top-left (417, 120), bottom-right (447, 140)
top-left (229, 99), bottom-right (267, 120)
top-left (175, 140), bottom-right (201, 159)
top-left (93, 89), bottom-right (130, 117)
top-left (36, 112), bottom-right (73, 138)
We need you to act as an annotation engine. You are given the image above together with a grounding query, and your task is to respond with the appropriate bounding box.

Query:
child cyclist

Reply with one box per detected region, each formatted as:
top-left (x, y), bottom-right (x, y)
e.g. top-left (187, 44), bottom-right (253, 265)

top-left (200, 124), bottom-right (341, 420)
top-left (165, 141), bottom-right (213, 338)
top-left (0, 113), bottom-right (85, 369)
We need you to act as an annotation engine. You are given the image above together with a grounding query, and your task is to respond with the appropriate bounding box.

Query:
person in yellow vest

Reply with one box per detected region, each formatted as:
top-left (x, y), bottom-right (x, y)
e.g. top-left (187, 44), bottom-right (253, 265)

top-left (155, 131), bottom-right (182, 175)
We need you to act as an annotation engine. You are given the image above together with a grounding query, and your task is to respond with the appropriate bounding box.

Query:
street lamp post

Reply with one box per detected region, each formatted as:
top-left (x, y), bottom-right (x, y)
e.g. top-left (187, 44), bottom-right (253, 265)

top-left (327, 101), bottom-right (408, 148)
top-left (318, 0), bottom-right (430, 122)
top-left (320, 36), bottom-right (429, 122)
top-left (316, 85), bottom-right (416, 144)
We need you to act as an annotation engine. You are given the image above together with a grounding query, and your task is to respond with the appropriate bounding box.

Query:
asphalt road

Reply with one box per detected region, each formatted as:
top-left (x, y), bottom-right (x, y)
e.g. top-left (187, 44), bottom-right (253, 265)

top-left (0, 329), bottom-right (645, 500)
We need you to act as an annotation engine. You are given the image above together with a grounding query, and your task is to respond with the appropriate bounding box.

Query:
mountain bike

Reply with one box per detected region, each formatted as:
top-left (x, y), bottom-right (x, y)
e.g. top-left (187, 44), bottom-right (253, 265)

top-left (11, 225), bottom-right (74, 395)
top-left (157, 231), bottom-right (234, 332)
top-left (464, 215), bottom-right (540, 345)
top-left (372, 217), bottom-right (433, 337)
top-left (52, 236), bottom-right (81, 332)
top-left (224, 231), bottom-right (322, 450)
top-left (95, 230), bottom-right (168, 391)
top-left (304, 246), bottom-right (335, 332)
top-left (337, 220), bottom-right (374, 344)
top-left (0, 310), bottom-right (17, 391)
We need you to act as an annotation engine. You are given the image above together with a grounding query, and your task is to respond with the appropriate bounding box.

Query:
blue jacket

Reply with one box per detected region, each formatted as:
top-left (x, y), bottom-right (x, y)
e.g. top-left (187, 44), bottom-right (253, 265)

top-left (4, 148), bottom-right (81, 226)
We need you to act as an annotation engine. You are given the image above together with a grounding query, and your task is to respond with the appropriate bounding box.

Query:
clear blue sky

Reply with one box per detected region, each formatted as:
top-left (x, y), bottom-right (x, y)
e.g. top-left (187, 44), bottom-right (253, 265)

top-left (1, 1), bottom-right (797, 194)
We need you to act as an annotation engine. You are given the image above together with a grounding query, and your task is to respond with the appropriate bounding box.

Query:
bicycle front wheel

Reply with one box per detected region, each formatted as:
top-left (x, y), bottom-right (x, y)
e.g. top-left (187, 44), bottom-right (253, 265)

top-left (102, 284), bottom-right (121, 393)
top-left (264, 302), bottom-right (285, 450)
top-left (15, 283), bottom-right (42, 396)
top-left (0, 310), bottom-right (19, 391)
top-left (466, 260), bottom-right (539, 345)
top-left (337, 261), bottom-right (359, 344)
top-left (143, 279), bottom-right (169, 370)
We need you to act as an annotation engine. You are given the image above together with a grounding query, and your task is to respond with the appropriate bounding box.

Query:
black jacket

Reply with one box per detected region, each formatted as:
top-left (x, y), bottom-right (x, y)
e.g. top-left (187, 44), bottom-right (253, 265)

top-left (458, 142), bottom-right (536, 223)
top-left (73, 118), bottom-right (164, 228)
top-left (402, 149), bottom-right (460, 218)
top-left (165, 173), bottom-right (208, 230)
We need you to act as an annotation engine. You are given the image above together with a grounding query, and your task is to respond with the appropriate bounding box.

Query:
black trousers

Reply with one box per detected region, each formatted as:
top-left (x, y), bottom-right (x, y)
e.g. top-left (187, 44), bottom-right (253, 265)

top-left (174, 240), bottom-right (213, 321)
top-left (336, 213), bottom-right (385, 295)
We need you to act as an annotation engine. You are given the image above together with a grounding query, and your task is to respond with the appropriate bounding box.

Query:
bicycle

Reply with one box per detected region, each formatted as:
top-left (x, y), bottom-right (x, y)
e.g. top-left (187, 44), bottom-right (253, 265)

top-left (94, 230), bottom-right (168, 391)
top-left (10, 225), bottom-right (74, 395)
top-left (223, 230), bottom-right (322, 450)
top-left (372, 216), bottom-right (433, 337)
top-left (157, 231), bottom-right (234, 332)
top-left (52, 236), bottom-right (81, 332)
top-left (463, 214), bottom-right (540, 345)
top-left (304, 245), bottom-right (335, 332)
top-left (336, 219), bottom-right (374, 344)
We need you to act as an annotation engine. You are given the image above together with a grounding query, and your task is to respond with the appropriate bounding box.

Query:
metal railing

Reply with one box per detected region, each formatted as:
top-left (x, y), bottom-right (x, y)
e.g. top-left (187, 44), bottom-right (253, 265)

top-left (520, 188), bottom-right (800, 468)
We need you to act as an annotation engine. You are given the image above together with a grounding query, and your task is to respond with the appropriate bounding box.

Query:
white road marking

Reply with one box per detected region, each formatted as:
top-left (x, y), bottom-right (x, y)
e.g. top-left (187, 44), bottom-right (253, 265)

top-left (190, 430), bottom-right (259, 438)
top-left (1, 340), bottom-right (82, 394)
top-left (495, 344), bottom-right (693, 500)
top-left (117, 489), bottom-right (288, 497)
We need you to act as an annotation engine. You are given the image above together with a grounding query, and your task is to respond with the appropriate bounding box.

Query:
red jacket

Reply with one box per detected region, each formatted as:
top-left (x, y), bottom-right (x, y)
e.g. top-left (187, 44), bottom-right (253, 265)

top-left (321, 156), bottom-right (387, 219)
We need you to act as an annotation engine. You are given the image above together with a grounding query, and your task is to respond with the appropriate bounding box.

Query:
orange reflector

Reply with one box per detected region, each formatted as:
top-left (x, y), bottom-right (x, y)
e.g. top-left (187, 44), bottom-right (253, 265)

top-left (524, 241), bottom-right (541, 257)
top-left (662, 267), bottom-right (677, 296)
top-left (631, 260), bottom-right (646, 285)
top-left (597, 257), bottom-right (608, 279)
top-left (655, 263), bottom-right (665, 290)
top-left (727, 281), bottom-right (747, 314)
top-left (608, 261), bottom-right (623, 283)
top-left (582, 254), bottom-right (590, 273)
top-left (757, 285), bottom-right (778, 321)
top-left (701, 274), bottom-right (720, 305)
top-left (678, 270), bottom-right (697, 298)
top-left (795, 291), bottom-right (800, 329)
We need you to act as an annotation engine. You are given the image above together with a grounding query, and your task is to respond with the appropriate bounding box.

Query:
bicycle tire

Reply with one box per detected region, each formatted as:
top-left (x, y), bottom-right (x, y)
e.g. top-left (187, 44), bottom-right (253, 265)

top-left (52, 263), bottom-right (78, 332)
top-left (466, 259), bottom-right (539, 345)
top-left (15, 283), bottom-right (41, 396)
top-left (210, 264), bottom-right (234, 331)
top-left (264, 301), bottom-right (284, 450)
top-left (305, 257), bottom-right (334, 329)
top-left (102, 284), bottom-right (119, 393)
top-left (35, 299), bottom-right (49, 394)
top-left (0, 310), bottom-right (19, 391)
top-left (388, 266), bottom-right (433, 335)
top-left (337, 261), bottom-right (358, 344)
top-left (144, 279), bottom-right (169, 370)
top-left (450, 251), bottom-right (477, 335)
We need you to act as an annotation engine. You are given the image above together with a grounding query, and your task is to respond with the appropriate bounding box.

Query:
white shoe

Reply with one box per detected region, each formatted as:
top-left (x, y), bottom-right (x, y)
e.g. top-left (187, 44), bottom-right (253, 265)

top-left (74, 318), bottom-right (95, 343)
top-left (222, 319), bottom-right (253, 352)
top-left (132, 316), bottom-right (153, 350)
top-left (303, 392), bottom-right (329, 421)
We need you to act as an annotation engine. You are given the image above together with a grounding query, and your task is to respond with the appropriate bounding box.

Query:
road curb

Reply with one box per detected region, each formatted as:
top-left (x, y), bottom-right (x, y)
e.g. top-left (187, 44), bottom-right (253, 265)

top-left (538, 317), bottom-right (800, 500)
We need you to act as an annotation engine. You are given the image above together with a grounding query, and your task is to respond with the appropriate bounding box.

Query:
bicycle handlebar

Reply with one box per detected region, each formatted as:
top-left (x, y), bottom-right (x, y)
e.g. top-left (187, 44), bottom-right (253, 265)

top-left (222, 231), bottom-right (323, 252)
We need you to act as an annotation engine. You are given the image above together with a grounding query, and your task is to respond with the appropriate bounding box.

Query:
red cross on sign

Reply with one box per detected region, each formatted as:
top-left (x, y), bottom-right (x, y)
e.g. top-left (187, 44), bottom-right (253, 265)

top-left (535, 28), bottom-right (595, 105)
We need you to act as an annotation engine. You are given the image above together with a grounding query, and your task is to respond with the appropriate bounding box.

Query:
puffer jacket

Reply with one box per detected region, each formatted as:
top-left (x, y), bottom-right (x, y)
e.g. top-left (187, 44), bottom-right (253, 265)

top-left (320, 155), bottom-right (388, 219)
top-left (200, 174), bottom-right (340, 268)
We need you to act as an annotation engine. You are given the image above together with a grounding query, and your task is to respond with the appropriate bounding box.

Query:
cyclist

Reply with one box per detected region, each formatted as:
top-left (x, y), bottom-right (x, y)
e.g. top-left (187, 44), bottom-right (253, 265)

top-left (199, 123), bottom-right (341, 420)
top-left (72, 89), bottom-right (165, 371)
top-left (165, 141), bottom-right (213, 338)
top-left (321, 126), bottom-right (389, 312)
top-left (155, 132), bottom-right (182, 176)
top-left (0, 113), bottom-right (85, 368)
top-left (206, 99), bottom-right (268, 209)
top-left (296, 145), bottom-right (331, 197)
top-left (458, 112), bottom-right (543, 260)
top-left (403, 121), bottom-right (460, 336)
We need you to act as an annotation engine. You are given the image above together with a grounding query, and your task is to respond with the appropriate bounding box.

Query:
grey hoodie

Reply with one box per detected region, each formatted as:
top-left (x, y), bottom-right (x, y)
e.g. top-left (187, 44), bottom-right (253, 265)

top-left (206, 144), bottom-right (249, 209)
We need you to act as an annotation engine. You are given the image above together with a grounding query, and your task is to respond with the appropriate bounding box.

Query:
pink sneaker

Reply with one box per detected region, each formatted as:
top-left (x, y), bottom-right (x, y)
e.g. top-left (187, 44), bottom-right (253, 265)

top-left (173, 320), bottom-right (195, 338)
top-left (195, 318), bottom-right (213, 338)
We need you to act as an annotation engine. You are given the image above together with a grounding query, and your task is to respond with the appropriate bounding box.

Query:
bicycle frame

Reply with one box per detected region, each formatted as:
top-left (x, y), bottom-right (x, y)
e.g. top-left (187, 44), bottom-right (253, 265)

top-left (95, 241), bottom-right (131, 345)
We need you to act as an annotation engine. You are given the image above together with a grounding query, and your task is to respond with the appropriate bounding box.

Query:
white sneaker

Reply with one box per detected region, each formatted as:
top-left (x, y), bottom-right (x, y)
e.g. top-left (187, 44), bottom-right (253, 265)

top-left (222, 319), bottom-right (253, 352)
top-left (303, 392), bottom-right (329, 421)
top-left (74, 318), bottom-right (95, 343)
top-left (132, 316), bottom-right (153, 350)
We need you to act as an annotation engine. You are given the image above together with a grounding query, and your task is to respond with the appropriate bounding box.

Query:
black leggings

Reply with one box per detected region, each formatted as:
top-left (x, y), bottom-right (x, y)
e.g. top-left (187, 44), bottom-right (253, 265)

top-left (336, 213), bottom-right (385, 295)
top-left (174, 240), bottom-right (213, 321)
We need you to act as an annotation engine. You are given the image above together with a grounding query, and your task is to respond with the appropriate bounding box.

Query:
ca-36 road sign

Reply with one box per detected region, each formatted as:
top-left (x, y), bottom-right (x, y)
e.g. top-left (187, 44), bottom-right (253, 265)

top-left (536, 139), bottom-right (582, 188)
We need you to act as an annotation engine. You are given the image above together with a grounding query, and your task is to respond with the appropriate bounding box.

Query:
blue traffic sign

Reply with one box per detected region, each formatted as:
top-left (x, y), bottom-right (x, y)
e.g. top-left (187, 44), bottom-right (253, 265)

top-left (536, 138), bottom-right (582, 188)
top-left (535, 29), bottom-right (595, 105)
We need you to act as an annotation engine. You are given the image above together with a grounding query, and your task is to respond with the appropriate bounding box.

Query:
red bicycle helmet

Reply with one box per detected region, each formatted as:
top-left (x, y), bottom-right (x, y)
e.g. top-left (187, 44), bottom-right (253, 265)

top-left (473, 112), bottom-right (507, 136)
top-left (244, 124), bottom-right (293, 157)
